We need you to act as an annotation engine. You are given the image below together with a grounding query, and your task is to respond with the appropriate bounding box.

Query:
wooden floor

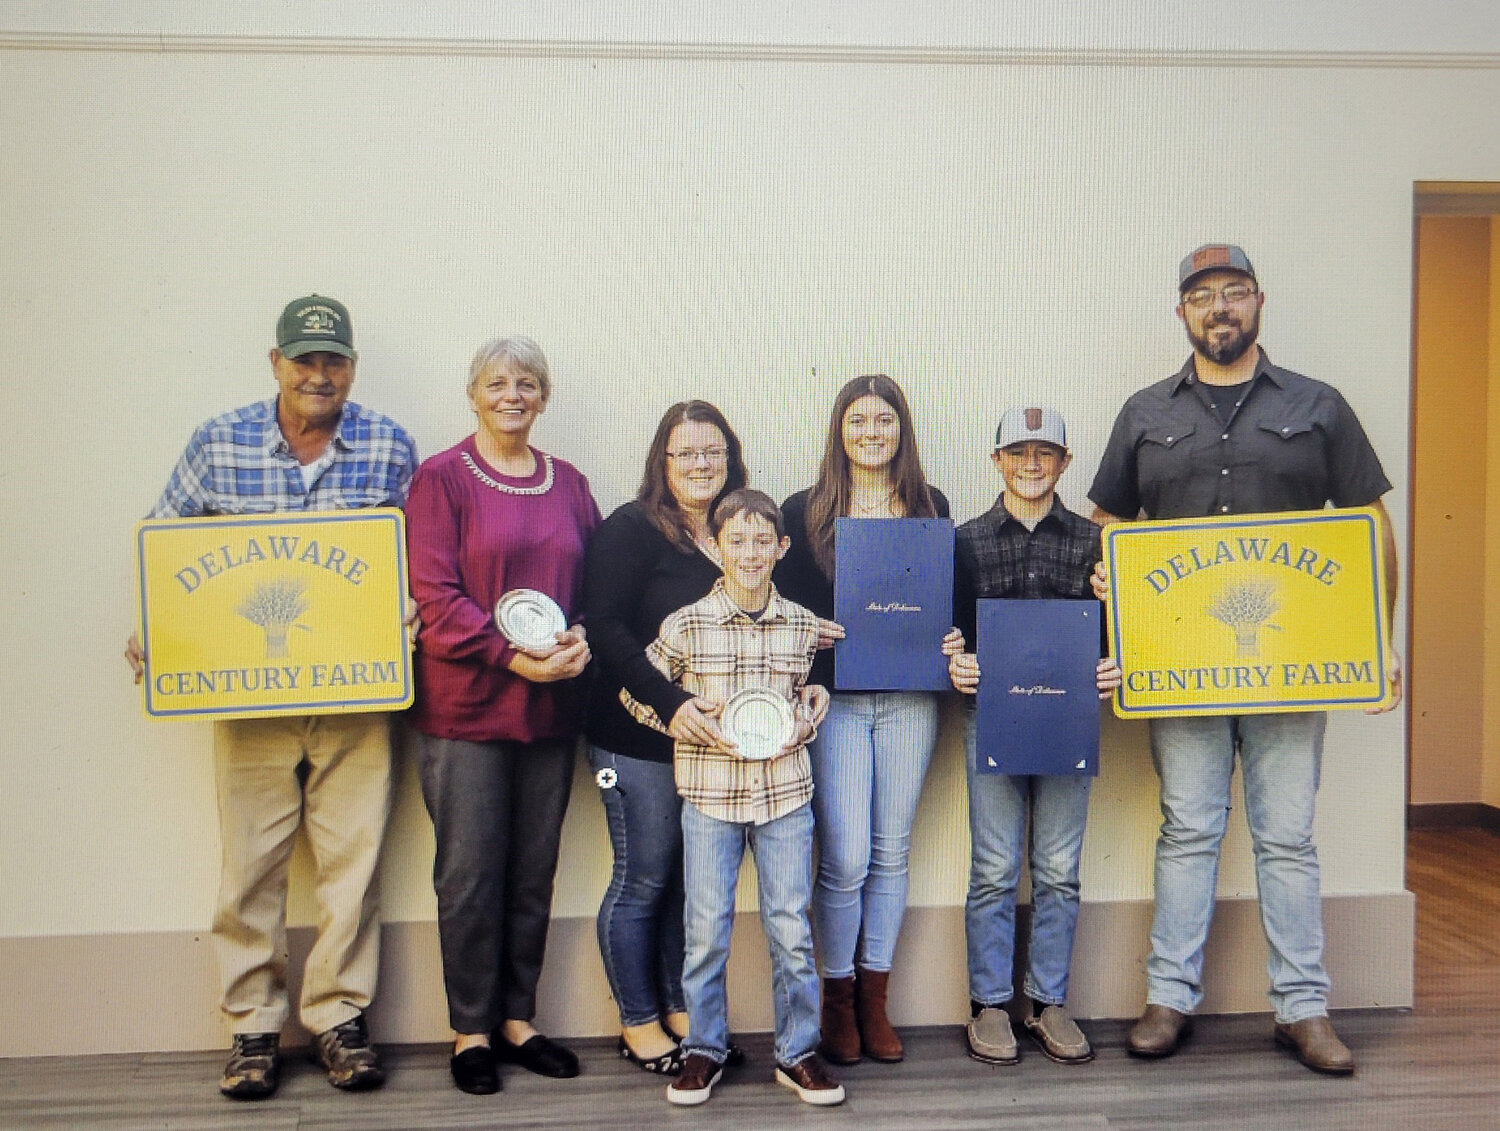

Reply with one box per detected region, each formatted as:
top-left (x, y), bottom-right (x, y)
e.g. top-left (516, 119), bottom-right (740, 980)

top-left (3, 828), bottom-right (1497, 1130)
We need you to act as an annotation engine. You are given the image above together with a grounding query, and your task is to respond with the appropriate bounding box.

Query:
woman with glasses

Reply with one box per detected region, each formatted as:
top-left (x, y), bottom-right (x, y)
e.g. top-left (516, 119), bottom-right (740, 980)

top-left (775, 374), bottom-right (948, 1065)
top-left (405, 336), bottom-right (601, 1096)
top-left (582, 401), bottom-right (749, 1075)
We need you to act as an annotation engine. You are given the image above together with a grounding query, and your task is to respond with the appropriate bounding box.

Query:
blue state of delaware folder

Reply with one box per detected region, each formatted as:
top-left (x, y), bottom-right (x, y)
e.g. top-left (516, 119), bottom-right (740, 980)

top-left (833, 517), bottom-right (954, 691)
top-left (975, 599), bottom-right (1100, 776)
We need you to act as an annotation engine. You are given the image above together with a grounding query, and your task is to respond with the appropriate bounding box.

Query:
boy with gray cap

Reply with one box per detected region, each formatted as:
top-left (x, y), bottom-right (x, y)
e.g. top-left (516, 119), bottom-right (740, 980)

top-left (942, 406), bottom-right (1119, 1067)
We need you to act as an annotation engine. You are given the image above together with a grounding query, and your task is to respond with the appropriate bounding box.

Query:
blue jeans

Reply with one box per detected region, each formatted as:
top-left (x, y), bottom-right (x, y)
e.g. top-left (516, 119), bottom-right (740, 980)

top-left (1146, 712), bottom-right (1330, 1024)
top-left (681, 800), bottom-right (819, 1067)
top-left (963, 708), bottom-right (1093, 1006)
top-left (810, 691), bottom-right (940, 978)
top-left (587, 745), bottom-right (686, 1027)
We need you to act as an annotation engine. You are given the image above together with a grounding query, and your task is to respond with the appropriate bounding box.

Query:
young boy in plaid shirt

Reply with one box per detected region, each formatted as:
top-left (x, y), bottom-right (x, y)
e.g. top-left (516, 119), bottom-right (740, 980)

top-left (622, 488), bottom-right (845, 1107)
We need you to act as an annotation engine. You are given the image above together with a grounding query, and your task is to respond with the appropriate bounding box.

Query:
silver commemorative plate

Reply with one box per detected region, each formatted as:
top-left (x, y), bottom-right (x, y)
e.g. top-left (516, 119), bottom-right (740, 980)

top-left (494, 589), bottom-right (567, 651)
top-left (721, 687), bottom-right (797, 761)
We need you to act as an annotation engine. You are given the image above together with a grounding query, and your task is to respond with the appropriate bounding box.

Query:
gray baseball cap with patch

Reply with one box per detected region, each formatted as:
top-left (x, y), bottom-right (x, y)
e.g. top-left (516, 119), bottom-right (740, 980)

top-left (276, 295), bottom-right (355, 359)
top-left (995, 406), bottom-right (1067, 451)
top-left (1178, 244), bottom-right (1257, 292)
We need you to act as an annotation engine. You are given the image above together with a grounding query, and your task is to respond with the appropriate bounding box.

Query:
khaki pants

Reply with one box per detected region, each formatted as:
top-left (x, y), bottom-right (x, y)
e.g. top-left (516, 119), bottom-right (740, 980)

top-left (212, 712), bottom-right (392, 1036)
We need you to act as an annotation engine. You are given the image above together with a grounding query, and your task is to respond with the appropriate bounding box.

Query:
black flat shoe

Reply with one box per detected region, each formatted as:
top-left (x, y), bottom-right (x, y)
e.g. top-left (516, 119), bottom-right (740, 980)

top-left (494, 1033), bottom-right (580, 1079)
top-left (618, 1035), bottom-right (684, 1075)
top-left (450, 1045), bottom-right (500, 1095)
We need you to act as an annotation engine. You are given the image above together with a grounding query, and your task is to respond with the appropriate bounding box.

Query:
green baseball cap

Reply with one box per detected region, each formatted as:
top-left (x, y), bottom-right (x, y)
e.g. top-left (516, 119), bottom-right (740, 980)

top-left (276, 295), bottom-right (355, 360)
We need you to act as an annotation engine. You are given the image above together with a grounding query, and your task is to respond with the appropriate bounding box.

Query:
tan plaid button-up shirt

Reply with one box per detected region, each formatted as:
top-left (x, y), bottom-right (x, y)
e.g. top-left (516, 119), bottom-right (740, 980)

top-left (622, 579), bottom-right (820, 825)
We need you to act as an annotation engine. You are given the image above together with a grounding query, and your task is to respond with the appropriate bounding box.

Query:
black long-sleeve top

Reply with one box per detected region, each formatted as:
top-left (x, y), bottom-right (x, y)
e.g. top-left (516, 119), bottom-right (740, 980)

top-left (776, 486), bottom-right (951, 690)
top-left (583, 500), bottom-right (724, 764)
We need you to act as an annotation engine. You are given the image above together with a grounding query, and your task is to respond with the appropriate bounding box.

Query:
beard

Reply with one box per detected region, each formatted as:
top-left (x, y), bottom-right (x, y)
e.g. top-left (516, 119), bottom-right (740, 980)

top-left (1187, 304), bottom-right (1260, 365)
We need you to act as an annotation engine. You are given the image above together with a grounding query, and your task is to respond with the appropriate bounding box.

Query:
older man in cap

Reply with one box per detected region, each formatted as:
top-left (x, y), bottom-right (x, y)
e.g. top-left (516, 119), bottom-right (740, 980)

top-left (1087, 246), bottom-right (1401, 1075)
top-left (126, 295), bottom-right (418, 1099)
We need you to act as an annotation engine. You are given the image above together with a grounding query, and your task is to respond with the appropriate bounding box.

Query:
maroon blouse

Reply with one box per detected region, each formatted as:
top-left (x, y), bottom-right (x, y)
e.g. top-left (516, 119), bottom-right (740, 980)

top-left (406, 435), bottom-right (601, 743)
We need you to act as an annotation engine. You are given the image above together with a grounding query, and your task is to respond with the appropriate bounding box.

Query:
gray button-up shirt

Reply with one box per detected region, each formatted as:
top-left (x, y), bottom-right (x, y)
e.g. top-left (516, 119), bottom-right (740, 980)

top-left (1088, 352), bottom-right (1391, 520)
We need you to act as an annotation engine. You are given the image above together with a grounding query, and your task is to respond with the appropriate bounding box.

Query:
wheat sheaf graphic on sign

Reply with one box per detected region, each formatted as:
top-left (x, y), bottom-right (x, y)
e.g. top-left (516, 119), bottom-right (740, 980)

top-left (237, 577), bottom-right (310, 658)
top-left (1207, 579), bottom-right (1281, 658)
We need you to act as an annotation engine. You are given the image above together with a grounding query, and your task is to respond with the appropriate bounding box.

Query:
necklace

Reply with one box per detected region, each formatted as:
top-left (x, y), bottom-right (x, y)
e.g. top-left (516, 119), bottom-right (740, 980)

top-left (461, 450), bottom-right (554, 496)
top-left (850, 489), bottom-right (898, 517)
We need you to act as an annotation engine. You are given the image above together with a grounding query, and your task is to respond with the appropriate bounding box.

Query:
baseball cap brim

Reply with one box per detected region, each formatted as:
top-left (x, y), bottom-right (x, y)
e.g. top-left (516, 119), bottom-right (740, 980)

top-left (280, 340), bottom-right (356, 360)
top-left (1179, 264), bottom-right (1256, 292)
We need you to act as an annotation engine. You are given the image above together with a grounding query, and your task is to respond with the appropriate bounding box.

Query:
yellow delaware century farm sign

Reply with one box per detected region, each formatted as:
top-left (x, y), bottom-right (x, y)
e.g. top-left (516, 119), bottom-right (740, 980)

top-left (1104, 507), bottom-right (1393, 718)
top-left (136, 511), bottom-right (413, 720)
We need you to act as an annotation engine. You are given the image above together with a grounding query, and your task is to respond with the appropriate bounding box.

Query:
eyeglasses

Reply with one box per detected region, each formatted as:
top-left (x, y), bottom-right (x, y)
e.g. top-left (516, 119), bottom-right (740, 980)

top-left (666, 446), bottom-right (729, 465)
top-left (1182, 283), bottom-right (1257, 309)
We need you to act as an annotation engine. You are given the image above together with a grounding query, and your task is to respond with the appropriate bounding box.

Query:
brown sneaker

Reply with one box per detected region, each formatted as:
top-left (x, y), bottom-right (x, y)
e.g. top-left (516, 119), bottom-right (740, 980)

top-left (220, 1032), bottom-right (280, 1100)
top-left (820, 976), bottom-right (861, 1065)
top-left (666, 1053), bottom-right (723, 1106)
top-left (1024, 1005), bottom-right (1094, 1064)
top-left (1274, 1016), bottom-right (1355, 1076)
top-left (1127, 1004), bottom-right (1193, 1059)
top-left (313, 1013), bottom-right (386, 1090)
top-left (775, 1053), bottom-right (846, 1106)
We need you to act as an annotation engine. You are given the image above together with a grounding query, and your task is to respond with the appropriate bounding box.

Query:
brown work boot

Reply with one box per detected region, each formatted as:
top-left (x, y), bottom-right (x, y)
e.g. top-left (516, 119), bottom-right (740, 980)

top-left (855, 967), bottom-right (903, 1062)
top-left (1127, 1004), bottom-right (1193, 1058)
top-left (1274, 1016), bottom-right (1355, 1076)
top-left (820, 976), bottom-right (861, 1065)
top-left (775, 1053), bottom-right (846, 1105)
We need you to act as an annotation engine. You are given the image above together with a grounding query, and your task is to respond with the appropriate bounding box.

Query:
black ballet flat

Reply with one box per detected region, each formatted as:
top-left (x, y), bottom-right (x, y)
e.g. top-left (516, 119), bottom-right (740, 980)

top-left (618, 1035), bottom-right (685, 1075)
top-left (450, 1045), bottom-right (500, 1095)
top-left (494, 1033), bottom-right (580, 1079)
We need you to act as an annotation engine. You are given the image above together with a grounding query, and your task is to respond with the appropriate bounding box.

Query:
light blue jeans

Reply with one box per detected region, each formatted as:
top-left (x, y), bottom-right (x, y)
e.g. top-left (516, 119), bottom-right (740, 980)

top-left (1146, 712), bottom-right (1331, 1024)
top-left (963, 708), bottom-right (1093, 1006)
top-left (810, 691), bottom-right (940, 978)
top-left (681, 800), bottom-right (819, 1067)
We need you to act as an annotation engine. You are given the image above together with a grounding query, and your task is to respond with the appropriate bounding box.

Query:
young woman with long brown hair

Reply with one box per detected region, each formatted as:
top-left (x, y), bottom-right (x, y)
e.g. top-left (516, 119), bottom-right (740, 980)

top-left (775, 374), bottom-right (948, 1065)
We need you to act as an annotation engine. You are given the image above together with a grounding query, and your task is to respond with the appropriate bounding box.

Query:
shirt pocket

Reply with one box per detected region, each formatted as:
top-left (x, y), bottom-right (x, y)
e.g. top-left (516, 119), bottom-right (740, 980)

top-left (1254, 418), bottom-right (1327, 498)
top-left (216, 496), bottom-right (280, 516)
top-left (687, 654), bottom-right (739, 704)
top-left (1135, 423), bottom-right (1200, 501)
top-left (1257, 418), bottom-right (1316, 443)
top-left (1140, 423), bottom-right (1196, 450)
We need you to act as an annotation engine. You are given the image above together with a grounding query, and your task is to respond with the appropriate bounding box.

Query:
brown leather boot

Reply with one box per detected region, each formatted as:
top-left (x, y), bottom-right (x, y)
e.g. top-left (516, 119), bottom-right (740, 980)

top-left (855, 967), bottom-right (903, 1062)
top-left (819, 977), bottom-right (861, 1064)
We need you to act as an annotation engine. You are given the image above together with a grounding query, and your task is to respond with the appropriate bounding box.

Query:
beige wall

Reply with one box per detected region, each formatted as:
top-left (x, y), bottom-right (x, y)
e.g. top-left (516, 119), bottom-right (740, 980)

top-left (7, 9), bottom-right (1496, 1053)
top-left (1488, 218), bottom-right (1500, 809)
top-left (1410, 216), bottom-right (1490, 806)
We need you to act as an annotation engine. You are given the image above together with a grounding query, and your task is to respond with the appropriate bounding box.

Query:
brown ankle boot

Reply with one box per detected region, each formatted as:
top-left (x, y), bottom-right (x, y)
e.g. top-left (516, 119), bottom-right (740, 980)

top-left (819, 976), bottom-right (861, 1065)
top-left (855, 967), bottom-right (903, 1062)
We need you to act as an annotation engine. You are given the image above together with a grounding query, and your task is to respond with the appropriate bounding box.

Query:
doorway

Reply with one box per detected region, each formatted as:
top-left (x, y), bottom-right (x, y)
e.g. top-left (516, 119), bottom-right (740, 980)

top-left (1407, 182), bottom-right (1500, 1013)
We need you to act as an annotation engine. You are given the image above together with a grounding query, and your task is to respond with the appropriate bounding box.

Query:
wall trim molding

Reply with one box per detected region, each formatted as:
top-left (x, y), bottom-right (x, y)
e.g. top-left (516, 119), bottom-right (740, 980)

top-left (0, 891), bottom-right (1413, 1058)
top-left (2, 34), bottom-right (1499, 70)
top-left (1408, 802), bottom-right (1500, 832)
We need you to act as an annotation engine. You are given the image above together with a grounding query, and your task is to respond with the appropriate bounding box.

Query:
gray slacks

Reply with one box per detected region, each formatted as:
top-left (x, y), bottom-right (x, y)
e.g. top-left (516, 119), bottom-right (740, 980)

top-left (411, 727), bottom-right (575, 1033)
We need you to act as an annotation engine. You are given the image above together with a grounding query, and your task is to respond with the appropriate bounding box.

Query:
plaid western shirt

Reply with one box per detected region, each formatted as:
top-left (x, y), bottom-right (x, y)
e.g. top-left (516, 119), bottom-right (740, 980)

top-left (149, 397), bottom-right (417, 518)
top-left (623, 579), bottom-right (820, 825)
top-left (953, 495), bottom-right (1103, 647)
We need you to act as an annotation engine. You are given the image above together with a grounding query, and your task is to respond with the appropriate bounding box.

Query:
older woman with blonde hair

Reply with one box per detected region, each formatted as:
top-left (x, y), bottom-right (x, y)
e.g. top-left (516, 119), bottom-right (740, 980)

top-left (405, 335), bottom-right (600, 1095)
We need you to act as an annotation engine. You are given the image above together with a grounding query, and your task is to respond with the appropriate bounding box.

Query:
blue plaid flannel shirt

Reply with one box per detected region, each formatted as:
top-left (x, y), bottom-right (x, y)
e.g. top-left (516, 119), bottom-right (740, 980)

top-left (150, 397), bottom-right (417, 517)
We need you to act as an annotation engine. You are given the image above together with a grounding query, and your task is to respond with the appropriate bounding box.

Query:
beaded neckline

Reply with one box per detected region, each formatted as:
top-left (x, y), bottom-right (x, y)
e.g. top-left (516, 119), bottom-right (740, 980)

top-left (461, 449), bottom-right (554, 496)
